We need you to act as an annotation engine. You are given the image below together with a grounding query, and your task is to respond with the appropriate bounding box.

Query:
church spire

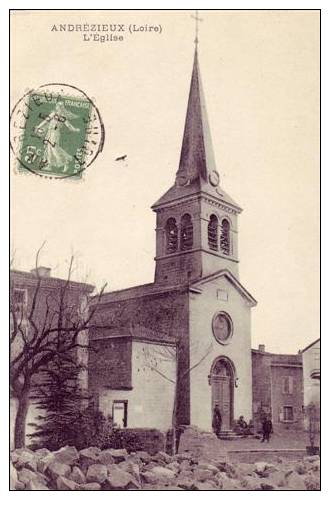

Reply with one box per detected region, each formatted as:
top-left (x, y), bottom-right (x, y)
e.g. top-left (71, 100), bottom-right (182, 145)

top-left (175, 44), bottom-right (218, 187)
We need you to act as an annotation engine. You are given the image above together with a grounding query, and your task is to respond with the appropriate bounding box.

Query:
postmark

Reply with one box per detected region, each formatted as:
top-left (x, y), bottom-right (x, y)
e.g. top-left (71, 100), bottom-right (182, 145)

top-left (10, 83), bottom-right (104, 179)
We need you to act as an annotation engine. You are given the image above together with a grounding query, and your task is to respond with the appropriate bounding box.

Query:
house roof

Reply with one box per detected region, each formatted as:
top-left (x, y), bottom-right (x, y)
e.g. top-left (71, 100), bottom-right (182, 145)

top-left (300, 338), bottom-right (320, 354)
top-left (10, 269), bottom-right (94, 293)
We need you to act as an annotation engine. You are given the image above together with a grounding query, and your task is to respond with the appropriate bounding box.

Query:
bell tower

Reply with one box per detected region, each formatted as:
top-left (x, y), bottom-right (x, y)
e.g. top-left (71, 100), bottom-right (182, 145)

top-left (152, 47), bottom-right (242, 285)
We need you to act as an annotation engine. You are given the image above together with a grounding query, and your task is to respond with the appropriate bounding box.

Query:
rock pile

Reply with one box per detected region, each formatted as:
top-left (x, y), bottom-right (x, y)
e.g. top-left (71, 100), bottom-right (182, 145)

top-left (10, 446), bottom-right (320, 491)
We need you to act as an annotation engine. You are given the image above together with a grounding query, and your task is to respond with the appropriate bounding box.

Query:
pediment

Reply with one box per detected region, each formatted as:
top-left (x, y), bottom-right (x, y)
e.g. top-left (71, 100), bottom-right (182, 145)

top-left (190, 269), bottom-right (257, 307)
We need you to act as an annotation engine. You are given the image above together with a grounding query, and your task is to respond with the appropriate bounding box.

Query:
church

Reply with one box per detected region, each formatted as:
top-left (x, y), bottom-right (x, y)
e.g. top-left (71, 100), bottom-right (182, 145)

top-left (10, 44), bottom-right (306, 442)
top-left (89, 43), bottom-right (258, 433)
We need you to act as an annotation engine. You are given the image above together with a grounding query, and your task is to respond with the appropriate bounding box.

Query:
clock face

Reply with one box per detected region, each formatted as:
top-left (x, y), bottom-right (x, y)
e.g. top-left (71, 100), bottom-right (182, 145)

top-left (212, 312), bottom-right (233, 344)
top-left (176, 174), bottom-right (189, 186)
top-left (209, 170), bottom-right (220, 187)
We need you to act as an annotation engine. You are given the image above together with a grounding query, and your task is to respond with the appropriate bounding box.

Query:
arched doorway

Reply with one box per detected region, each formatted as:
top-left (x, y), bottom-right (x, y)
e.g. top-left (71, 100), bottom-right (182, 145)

top-left (209, 357), bottom-right (235, 430)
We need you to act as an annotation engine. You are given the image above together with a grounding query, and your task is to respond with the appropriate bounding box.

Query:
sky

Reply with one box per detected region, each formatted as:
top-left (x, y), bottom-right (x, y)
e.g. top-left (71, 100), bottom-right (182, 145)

top-left (10, 9), bottom-right (320, 354)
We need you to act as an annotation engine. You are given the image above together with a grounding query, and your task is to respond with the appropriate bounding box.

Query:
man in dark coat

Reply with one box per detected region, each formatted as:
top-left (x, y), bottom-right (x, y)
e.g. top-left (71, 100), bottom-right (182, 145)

top-left (261, 416), bottom-right (273, 442)
top-left (212, 404), bottom-right (222, 438)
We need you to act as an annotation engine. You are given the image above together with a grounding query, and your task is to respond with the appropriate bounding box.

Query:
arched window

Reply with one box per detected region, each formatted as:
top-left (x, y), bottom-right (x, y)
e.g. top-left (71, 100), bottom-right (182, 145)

top-left (180, 214), bottom-right (193, 251)
top-left (165, 218), bottom-right (178, 254)
top-left (208, 214), bottom-right (218, 251)
top-left (220, 219), bottom-right (230, 255)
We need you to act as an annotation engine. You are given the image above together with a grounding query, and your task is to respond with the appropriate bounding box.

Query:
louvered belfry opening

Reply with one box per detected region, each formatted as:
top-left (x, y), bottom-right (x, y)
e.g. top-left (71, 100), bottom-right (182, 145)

top-left (180, 214), bottom-right (193, 251)
top-left (208, 214), bottom-right (219, 251)
top-left (165, 218), bottom-right (178, 254)
top-left (220, 219), bottom-right (230, 255)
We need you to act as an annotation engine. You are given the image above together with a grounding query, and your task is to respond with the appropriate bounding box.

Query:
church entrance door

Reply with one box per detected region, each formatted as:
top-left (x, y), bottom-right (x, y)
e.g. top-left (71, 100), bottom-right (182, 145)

top-left (210, 358), bottom-right (234, 430)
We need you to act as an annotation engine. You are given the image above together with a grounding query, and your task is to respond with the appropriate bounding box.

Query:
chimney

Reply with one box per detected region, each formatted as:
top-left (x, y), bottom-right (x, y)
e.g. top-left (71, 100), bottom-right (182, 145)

top-left (258, 344), bottom-right (265, 353)
top-left (30, 266), bottom-right (51, 278)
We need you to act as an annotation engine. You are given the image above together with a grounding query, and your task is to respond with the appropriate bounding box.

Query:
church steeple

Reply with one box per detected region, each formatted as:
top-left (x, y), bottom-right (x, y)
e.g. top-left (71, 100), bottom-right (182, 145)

top-left (152, 41), bottom-right (242, 285)
top-left (176, 47), bottom-right (217, 187)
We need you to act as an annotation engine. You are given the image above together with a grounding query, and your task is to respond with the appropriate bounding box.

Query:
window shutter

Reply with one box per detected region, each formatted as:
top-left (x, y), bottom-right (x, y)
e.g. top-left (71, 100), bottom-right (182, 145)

top-left (293, 407), bottom-right (298, 422)
top-left (289, 376), bottom-right (293, 394)
top-left (279, 406), bottom-right (283, 422)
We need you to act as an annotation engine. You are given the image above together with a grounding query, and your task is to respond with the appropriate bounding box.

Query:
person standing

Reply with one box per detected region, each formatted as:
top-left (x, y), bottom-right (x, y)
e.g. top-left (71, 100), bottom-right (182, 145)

top-left (212, 404), bottom-right (222, 438)
top-left (261, 416), bottom-right (273, 443)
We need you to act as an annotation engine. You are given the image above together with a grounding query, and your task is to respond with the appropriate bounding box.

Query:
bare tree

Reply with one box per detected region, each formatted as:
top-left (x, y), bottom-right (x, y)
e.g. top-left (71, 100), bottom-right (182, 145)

top-left (10, 246), bottom-right (107, 449)
top-left (141, 302), bottom-right (212, 455)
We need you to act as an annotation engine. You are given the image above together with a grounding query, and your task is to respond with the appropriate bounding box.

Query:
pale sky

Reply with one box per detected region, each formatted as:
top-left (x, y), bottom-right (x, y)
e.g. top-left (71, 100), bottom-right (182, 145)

top-left (10, 10), bottom-right (320, 354)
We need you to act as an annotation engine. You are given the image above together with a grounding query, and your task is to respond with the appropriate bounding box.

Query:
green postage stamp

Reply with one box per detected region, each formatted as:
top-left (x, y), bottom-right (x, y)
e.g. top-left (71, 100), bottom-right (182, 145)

top-left (10, 84), bottom-right (104, 179)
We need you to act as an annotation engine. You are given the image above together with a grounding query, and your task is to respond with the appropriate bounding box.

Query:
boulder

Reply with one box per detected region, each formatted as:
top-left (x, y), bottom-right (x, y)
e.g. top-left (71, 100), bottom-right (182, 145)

top-left (157, 485), bottom-right (184, 490)
top-left (34, 448), bottom-right (51, 459)
top-left (106, 465), bottom-right (140, 490)
top-left (25, 480), bottom-right (49, 490)
top-left (79, 447), bottom-right (102, 469)
top-left (149, 466), bottom-right (176, 480)
top-left (46, 461), bottom-right (71, 481)
top-left (135, 451), bottom-right (151, 463)
top-left (178, 469), bottom-right (193, 479)
top-left (167, 461), bottom-right (180, 473)
top-left (266, 470), bottom-right (286, 488)
top-left (56, 476), bottom-right (79, 490)
top-left (11, 448), bottom-right (37, 472)
top-left (215, 472), bottom-right (238, 490)
top-left (193, 481), bottom-right (218, 490)
top-left (303, 455), bottom-right (320, 463)
top-left (236, 463), bottom-right (255, 478)
top-left (179, 459), bottom-right (192, 472)
top-left (11, 448), bottom-right (34, 465)
top-left (152, 452), bottom-right (172, 464)
top-left (69, 466), bottom-right (86, 485)
top-left (295, 462), bottom-right (307, 475)
top-left (193, 468), bottom-right (214, 482)
top-left (86, 464), bottom-right (108, 484)
top-left (17, 467), bottom-right (48, 487)
top-left (107, 449), bottom-right (128, 463)
top-left (177, 478), bottom-right (195, 490)
top-left (216, 460), bottom-right (236, 478)
top-left (141, 471), bottom-right (159, 484)
top-left (10, 462), bottom-right (18, 490)
top-left (197, 462), bottom-right (218, 474)
top-left (240, 475), bottom-right (262, 490)
top-left (286, 471), bottom-right (306, 490)
top-left (254, 462), bottom-right (268, 475)
top-left (309, 459), bottom-right (320, 472)
top-left (260, 481), bottom-right (276, 490)
top-left (98, 450), bottom-right (115, 466)
top-left (81, 482), bottom-right (101, 490)
top-left (175, 452), bottom-right (193, 462)
top-left (37, 452), bottom-right (57, 474)
top-left (117, 460), bottom-right (141, 482)
top-left (304, 474), bottom-right (320, 490)
top-left (53, 446), bottom-right (79, 466)
top-left (15, 481), bottom-right (25, 490)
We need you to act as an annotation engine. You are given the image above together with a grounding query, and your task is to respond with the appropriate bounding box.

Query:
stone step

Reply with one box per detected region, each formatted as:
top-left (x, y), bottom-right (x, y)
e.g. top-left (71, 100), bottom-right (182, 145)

top-left (218, 430), bottom-right (246, 440)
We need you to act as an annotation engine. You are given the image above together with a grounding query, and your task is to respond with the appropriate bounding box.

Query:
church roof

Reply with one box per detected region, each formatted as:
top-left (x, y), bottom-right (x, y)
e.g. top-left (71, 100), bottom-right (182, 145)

top-left (152, 48), bottom-right (241, 212)
top-left (190, 269), bottom-right (257, 307)
top-left (92, 324), bottom-right (178, 345)
top-left (95, 281), bottom-right (187, 305)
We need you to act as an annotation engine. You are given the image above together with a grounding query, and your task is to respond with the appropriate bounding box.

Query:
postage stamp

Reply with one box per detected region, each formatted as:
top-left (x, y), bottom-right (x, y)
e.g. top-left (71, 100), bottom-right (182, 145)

top-left (10, 83), bottom-right (104, 179)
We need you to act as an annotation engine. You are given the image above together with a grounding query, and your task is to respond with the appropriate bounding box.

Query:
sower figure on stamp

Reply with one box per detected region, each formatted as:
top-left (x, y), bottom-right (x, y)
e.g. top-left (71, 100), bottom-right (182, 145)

top-left (261, 415), bottom-right (273, 443)
top-left (212, 404), bottom-right (222, 438)
top-left (34, 102), bottom-right (80, 173)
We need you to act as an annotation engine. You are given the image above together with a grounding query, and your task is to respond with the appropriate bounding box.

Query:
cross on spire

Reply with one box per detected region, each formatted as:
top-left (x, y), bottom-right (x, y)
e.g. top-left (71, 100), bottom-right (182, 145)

top-left (191, 10), bottom-right (203, 47)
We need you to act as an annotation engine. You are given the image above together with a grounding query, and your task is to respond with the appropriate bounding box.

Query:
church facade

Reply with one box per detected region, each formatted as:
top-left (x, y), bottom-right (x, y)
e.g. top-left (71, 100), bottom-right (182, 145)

top-left (89, 46), bottom-right (257, 432)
